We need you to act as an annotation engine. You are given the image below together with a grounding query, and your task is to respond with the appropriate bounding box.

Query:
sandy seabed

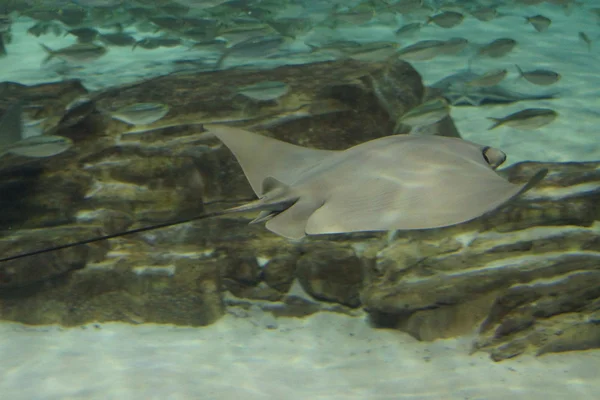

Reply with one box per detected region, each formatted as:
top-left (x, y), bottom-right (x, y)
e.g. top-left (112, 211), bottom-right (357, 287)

top-left (1, 313), bottom-right (599, 400)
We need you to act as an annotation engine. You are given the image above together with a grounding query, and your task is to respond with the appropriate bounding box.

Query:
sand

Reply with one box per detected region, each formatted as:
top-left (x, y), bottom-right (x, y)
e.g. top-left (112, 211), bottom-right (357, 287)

top-left (1, 312), bottom-right (599, 400)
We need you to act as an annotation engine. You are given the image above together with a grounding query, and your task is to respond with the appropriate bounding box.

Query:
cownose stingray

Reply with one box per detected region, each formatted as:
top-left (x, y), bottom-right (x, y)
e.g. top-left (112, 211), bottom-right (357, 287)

top-left (206, 125), bottom-right (547, 240)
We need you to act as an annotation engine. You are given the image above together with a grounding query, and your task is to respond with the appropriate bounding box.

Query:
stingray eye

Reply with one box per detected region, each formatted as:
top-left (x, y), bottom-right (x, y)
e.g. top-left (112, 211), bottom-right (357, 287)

top-left (482, 146), bottom-right (492, 164)
top-left (481, 146), bottom-right (507, 169)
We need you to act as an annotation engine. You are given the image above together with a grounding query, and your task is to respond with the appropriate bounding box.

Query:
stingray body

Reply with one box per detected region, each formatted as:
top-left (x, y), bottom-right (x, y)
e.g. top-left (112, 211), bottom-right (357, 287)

top-left (430, 70), bottom-right (557, 106)
top-left (206, 125), bottom-right (547, 240)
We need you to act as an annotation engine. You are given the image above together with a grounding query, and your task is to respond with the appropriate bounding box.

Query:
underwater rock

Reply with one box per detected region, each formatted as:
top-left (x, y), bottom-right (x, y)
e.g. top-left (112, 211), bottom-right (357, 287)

top-left (362, 161), bottom-right (600, 360)
top-left (296, 243), bottom-right (364, 308)
top-left (0, 60), bottom-right (597, 361)
top-left (91, 58), bottom-right (458, 149)
top-left (262, 255), bottom-right (298, 293)
top-left (0, 226), bottom-right (109, 289)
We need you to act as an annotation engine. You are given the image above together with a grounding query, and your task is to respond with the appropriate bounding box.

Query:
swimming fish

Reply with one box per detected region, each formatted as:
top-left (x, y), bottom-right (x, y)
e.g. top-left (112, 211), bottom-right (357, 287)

top-left (394, 97), bottom-right (450, 133)
top-left (0, 103), bottom-right (72, 158)
top-left (427, 11), bottom-right (464, 28)
top-left (466, 68), bottom-right (508, 87)
top-left (397, 40), bottom-right (447, 61)
top-left (488, 108), bottom-right (558, 130)
top-left (525, 15), bottom-right (551, 32)
top-left (236, 81), bottom-right (290, 102)
top-left (515, 65), bottom-right (561, 86)
top-left (110, 103), bottom-right (170, 125)
top-left (40, 42), bottom-right (107, 63)
top-left (477, 38), bottom-right (517, 58)
top-left (204, 125), bottom-right (547, 239)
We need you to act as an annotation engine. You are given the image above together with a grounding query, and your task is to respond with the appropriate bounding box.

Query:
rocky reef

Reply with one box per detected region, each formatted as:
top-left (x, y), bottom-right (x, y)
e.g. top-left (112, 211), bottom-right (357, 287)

top-left (0, 59), bottom-right (598, 361)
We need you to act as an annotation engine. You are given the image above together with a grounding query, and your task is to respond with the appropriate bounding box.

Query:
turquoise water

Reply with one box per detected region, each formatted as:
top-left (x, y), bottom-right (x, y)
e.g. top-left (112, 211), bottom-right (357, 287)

top-left (0, 1), bottom-right (599, 399)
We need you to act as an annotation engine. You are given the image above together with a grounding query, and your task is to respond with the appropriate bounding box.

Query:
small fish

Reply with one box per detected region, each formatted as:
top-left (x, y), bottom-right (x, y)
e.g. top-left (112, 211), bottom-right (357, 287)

top-left (394, 97), bottom-right (450, 133)
top-left (525, 15), bottom-right (551, 32)
top-left (217, 24), bottom-right (274, 46)
top-left (3, 135), bottom-right (73, 158)
top-left (381, 0), bottom-right (423, 14)
top-left (111, 103), bottom-right (170, 125)
top-left (427, 11), bottom-right (464, 28)
top-left (237, 81), bottom-right (290, 102)
top-left (266, 18), bottom-right (312, 38)
top-left (133, 37), bottom-right (181, 50)
top-left (99, 32), bottom-right (136, 46)
top-left (28, 22), bottom-right (63, 37)
top-left (66, 27), bottom-right (99, 43)
top-left (40, 43), bottom-right (107, 63)
top-left (188, 39), bottom-right (227, 52)
top-left (470, 7), bottom-right (498, 21)
top-left (466, 69), bottom-right (508, 87)
top-left (58, 97), bottom-right (97, 128)
top-left (0, 103), bottom-right (72, 159)
top-left (488, 108), bottom-right (557, 130)
top-left (515, 65), bottom-right (561, 86)
top-left (216, 35), bottom-right (286, 69)
top-left (477, 38), bottom-right (517, 58)
top-left (579, 32), bottom-right (592, 51)
top-left (397, 40), bottom-right (446, 61)
top-left (330, 4), bottom-right (375, 27)
top-left (438, 38), bottom-right (469, 55)
top-left (346, 42), bottom-right (399, 62)
top-left (395, 22), bottom-right (422, 37)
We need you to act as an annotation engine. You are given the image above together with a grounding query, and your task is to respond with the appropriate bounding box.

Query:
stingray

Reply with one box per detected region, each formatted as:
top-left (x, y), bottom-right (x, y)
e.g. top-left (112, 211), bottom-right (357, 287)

top-left (0, 126), bottom-right (547, 262)
top-left (429, 70), bottom-right (558, 106)
top-left (206, 125), bottom-right (547, 239)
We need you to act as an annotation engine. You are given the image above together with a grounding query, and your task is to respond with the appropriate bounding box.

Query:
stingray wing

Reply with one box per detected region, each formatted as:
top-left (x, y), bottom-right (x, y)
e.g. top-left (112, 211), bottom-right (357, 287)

top-left (305, 137), bottom-right (547, 235)
top-left (204, 124), bottom-right (336, 196)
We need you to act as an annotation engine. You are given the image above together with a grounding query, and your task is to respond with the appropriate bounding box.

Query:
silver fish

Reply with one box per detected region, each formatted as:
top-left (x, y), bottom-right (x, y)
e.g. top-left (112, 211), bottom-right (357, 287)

top-left (394, 97), bottom-right (450, 132)
top-left (0, 103), bottom-right (72, 158)
top-left (40, 43), bottom-right (107, 63)
top-left (111, 103), bottom-right (170, 125)
top-left (525, 15), bottom-right (551, 32)
top-left (488, 108), bottom-right (558, 130)
top-left (237, 81), bottom-right (290, 102)
top-left (477, 38), bottom-right (517, 58)
top-left (466, 69), bottom-right (508, 87)
top-left (515, 65), bottom-right (561, 86)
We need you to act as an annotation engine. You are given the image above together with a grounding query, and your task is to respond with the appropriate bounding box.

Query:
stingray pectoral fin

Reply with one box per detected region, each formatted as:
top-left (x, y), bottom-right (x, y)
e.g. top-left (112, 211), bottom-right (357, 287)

top-left (305, 169), bottom-right (548, 235)
top-left (265, 197), bottom-right (324, 240)
top-left (204, 124), bottom-right (335, 196)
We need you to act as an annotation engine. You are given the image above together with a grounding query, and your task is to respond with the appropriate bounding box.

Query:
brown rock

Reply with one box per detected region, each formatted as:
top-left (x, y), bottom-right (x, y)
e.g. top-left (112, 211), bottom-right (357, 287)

top-left (296, 243), bottom-right (364, 307)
